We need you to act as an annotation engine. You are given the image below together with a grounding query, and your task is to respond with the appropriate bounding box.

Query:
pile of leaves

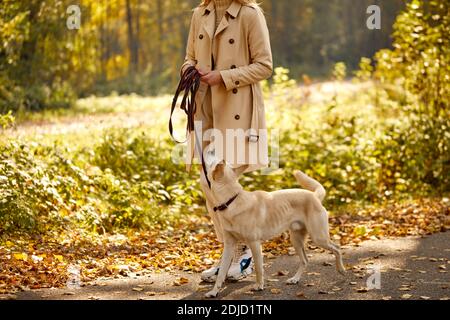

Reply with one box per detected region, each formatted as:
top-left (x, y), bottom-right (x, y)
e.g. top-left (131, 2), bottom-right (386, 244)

top-left (1, 198), bottom-right (448, 295)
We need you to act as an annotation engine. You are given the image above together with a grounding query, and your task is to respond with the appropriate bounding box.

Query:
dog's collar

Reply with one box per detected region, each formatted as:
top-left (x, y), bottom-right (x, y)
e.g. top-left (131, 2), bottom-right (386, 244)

top-left (213, 193), bottom-right (239, 212)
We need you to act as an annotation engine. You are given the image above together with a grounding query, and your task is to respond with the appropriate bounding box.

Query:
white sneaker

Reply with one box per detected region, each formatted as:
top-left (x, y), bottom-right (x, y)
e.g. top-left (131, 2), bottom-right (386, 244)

top-left (227, 247), bottom-right (253, 281)
top-left (200, 246), bottom-right (253, 283)
top-left (200, 265), bottom-right (220, 283)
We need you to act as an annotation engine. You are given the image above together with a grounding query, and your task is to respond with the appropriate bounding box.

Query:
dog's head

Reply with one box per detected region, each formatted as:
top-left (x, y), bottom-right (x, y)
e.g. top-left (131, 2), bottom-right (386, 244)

top-left (207, 158), bottom-right (247, 186)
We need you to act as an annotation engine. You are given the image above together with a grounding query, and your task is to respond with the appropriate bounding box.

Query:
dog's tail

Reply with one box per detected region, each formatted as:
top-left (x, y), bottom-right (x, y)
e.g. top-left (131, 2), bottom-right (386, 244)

top-left (294, 170), bottom-right (326, 203)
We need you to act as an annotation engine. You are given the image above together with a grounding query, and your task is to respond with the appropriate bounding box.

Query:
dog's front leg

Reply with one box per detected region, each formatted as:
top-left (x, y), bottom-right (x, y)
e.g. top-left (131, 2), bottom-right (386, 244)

top-left (248, 241), bottom-right (264, 291)
top-left (205, 236), bottom-right (236, 298)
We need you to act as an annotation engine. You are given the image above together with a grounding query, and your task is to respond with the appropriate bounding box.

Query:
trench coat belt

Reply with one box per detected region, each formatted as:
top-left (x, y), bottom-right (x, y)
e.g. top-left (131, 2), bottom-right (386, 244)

top-left (249, 83), bottom-right (260, 143)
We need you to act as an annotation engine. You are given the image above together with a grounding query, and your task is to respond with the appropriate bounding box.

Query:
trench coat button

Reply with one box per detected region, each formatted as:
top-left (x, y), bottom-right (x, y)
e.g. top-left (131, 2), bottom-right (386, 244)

top-left (231, 65), bottom-right (236, 69)
top-left (199, 34), bottom-right (204, 39)
top-left (235, 115), bottom-right (240, 120)
top-left (232, 88), bottom-right (238, 94)
top-left (229, 38), bottom-right (235, 44)
top-left (235, 81), bottom-right (240, 86)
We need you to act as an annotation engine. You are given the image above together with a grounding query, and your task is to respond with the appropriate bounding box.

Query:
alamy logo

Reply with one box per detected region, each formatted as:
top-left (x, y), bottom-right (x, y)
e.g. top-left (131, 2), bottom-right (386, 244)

top-left (67, 264), bottom-right (81, 289)
top-left (366, 5), bottom-right (381, 30)
top-left (67, 5), bottom-right (81, 30)
top-left (366, 264), bottom-right (381, 290)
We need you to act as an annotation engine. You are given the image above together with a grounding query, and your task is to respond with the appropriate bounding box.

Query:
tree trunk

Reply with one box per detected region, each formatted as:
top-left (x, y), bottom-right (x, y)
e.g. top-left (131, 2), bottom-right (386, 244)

top-left (125, 0), bottom-right (138, 76)
top-left (156, 0), bottom-right (164, 75)
top-left (135, 0), bottom-right (140, 72)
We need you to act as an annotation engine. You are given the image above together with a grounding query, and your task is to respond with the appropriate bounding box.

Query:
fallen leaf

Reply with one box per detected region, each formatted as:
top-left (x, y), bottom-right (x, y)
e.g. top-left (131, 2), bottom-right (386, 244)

top-left (398, 287), bottom-right (411, 291)
top-left (13, 253), bottom-right (28, 262)
top-left (356, 287), bottom-right (368, 293)
top-left (173, 277), bottom-right (189, 286)
top-left (132, 287), bottom-right (144, 292)
top-left (331, 286), bottom-right (342, 292)
top-left (382, 296), bottom-right (392, 300)
top-left (53, 255), bottom-right (64, 263)
top-left (420, 296), bottom-right (431, 300)
top-left (276, 270), bottom-right (289, 276)
top-left (401, 294), bottom-right (412, 299)
top-left (31, 255), bottom-right (43, 263)
top-left (270, 288), bottom-right (281, 294)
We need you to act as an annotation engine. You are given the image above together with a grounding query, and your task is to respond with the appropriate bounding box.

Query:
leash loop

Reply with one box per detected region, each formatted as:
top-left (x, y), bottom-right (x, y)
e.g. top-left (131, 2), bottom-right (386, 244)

top-left (170, 66), bottom-right (211, 189)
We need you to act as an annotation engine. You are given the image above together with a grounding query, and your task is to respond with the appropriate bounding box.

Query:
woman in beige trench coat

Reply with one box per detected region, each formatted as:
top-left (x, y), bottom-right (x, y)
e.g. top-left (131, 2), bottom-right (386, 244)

top-left (180, 0), bottom-right (273, 282)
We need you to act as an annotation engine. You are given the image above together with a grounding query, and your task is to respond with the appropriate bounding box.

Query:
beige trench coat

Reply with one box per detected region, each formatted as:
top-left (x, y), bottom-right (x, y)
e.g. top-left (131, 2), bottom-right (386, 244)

top-left (181, 0), bottom-right (273, 173)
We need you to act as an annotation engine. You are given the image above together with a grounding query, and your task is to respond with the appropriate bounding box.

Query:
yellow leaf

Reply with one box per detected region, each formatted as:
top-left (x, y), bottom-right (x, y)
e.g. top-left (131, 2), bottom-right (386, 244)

top-left (54, 255), bottom-right (64, 263)
top-left (13, 253), bottom-right (28, 261)
top-left (270, 288), bottom-right (281, 294)
top-left (173, 277), bottom-right (189, 286)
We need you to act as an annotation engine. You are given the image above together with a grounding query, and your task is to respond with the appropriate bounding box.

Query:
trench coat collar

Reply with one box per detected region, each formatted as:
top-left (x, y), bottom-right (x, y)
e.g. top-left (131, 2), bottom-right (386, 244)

top-left (226, 1), bottom-right (242, 19)
top-left (202, 1), bottom-right (243, 39)
top-left (202, 1), bottom-right (215, 16)
top-left (202, 1), bottom-right (241, 17)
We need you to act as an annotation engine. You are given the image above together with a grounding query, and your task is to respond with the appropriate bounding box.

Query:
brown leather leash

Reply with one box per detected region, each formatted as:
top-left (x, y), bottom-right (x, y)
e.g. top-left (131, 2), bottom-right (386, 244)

top-left (169, 66), bottom-right (211, 189)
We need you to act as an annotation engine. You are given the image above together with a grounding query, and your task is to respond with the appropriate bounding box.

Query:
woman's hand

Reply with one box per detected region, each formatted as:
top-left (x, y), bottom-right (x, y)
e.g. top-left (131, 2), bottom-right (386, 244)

top-left (200, 70), bottom-right (224, 86)
top-left (195, 66), bottom-right (208, 77)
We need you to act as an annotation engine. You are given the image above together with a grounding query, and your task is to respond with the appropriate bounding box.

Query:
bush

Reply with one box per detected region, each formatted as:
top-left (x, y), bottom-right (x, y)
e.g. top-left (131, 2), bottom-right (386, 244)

top-left (375, 0), bottom-right (449, 114)
top-left (376, 114), bottom-right (450, 194)
top-left (0, 79), bottom-right (76, 114)
top-left (0, 126), bottom-right (205, 236)
top-left (0, 142), bottom-right (68, 234)
top-left (0, 110), bottom-right (14, 129)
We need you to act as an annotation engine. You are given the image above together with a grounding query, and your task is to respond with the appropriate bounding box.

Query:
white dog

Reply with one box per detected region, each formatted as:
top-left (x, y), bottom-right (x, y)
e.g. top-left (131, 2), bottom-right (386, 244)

top-left (204, 160), bottom-right (345, 298)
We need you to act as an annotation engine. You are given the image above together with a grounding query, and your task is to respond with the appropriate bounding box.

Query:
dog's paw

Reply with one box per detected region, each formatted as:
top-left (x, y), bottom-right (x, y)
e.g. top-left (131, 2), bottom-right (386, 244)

top-left (200, 276), bottom-right (217, 283)
top-left (205, 290), bottom-right (218, 298)
top-left (251, 284), bottom-right (264, 291)
top-left (285, 277), bottom-right (300, 285)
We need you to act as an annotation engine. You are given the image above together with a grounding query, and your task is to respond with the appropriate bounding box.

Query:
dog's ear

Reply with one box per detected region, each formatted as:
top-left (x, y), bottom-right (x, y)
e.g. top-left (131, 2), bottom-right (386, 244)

top-left (212, 160), bottom-right (225, 181)
top-left (232, 165), bottom-right (248, 177)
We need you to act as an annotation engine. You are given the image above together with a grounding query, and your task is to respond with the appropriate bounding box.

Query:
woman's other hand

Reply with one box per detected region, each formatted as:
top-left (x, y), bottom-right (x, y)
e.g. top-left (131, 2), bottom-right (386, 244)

top-left (200, 70), bottom-right (224, 86)
top-left (195, 66), bottom-right (208, 77)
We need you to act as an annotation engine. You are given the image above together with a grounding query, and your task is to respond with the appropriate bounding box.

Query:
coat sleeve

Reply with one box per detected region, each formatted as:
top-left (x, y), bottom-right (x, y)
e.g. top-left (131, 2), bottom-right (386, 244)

top-left (180, 11), bottom-right (198, 76)
top-left (220, 6), bottom-right (273, 90)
